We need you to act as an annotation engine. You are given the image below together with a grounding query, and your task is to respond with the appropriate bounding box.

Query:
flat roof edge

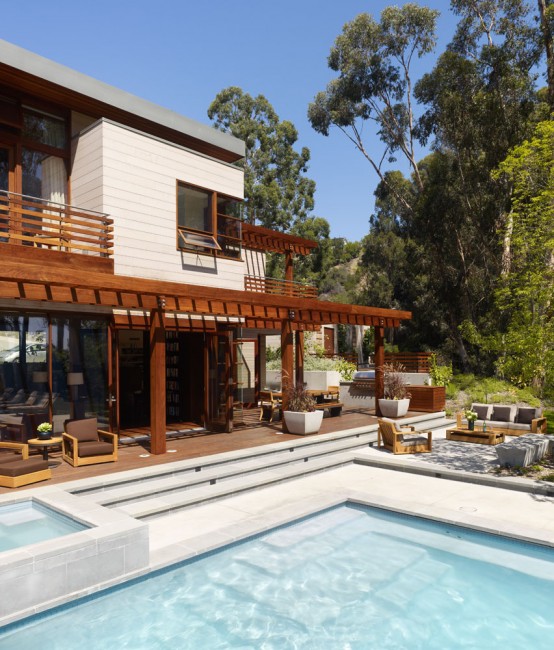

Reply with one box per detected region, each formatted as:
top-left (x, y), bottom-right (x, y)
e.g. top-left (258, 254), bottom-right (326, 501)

top-left (0, 39), bottom-right (245, 159)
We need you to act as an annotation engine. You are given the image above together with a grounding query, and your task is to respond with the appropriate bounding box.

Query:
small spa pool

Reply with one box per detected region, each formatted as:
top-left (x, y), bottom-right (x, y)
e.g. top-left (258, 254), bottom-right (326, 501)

top-left (0, 500), bottom-right (88, 553)
top-left (1, 504), bottom-right (554, 648)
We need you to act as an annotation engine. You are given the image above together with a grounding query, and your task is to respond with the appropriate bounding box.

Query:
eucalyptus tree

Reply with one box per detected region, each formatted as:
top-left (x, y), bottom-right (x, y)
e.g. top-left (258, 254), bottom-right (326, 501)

top-left (307, 3), bottom-right (439, 215)
top-left (537, 0), bottom-right (554, 110)
top-left (492, 120), bottom-right (554, 390)
top-left (208, 87), bottom-right (315, 232)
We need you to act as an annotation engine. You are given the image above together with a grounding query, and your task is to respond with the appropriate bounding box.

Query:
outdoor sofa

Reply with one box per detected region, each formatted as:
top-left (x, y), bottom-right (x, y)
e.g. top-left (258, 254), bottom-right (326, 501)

top-left (457, 403), bottom-right (547, 436)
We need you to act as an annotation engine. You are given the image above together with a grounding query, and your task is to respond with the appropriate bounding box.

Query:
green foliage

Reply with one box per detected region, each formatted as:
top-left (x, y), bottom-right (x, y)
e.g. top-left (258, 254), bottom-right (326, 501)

top-left (545, 410), bottom-right (554, 434)
top-left (448, 373), bottom-right (542, 407)
top-left (335, 358), bottom-right (357, 381)
top-left (266, 346), bottom-right (281, 363)
top-left (429, 354), bottom-right (453, 387)
top-left (208, 87), bottom-right (315, 231)
top-left (491, 120), bottom-right (554, 392)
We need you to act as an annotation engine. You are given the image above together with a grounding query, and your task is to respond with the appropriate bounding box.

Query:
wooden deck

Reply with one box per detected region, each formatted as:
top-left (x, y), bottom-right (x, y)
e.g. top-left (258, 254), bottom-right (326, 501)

top-left (0, 407), bottom-right (421, 493)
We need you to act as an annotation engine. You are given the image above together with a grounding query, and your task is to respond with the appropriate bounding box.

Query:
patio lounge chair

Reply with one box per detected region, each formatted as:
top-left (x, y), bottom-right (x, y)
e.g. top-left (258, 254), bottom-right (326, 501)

top-left (0, 441), bottom-right (51, 488)
top-left (62, 417), bottom-right (118, 467)
top-left (377, 417), bottom-right (432, 454)
top-left (259, 390), bottom-right (282, 422)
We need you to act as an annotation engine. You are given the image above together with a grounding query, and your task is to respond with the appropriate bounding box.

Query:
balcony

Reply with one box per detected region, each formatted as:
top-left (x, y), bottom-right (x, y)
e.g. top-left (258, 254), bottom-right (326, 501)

top-left (245, 275), bottom-right (318, 299)
top-left (0, 191), bottom-right (113, 258)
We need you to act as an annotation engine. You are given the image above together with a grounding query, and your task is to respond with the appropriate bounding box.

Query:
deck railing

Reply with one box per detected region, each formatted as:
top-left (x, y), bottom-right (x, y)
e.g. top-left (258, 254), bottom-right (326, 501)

top-left (0, 191), bottom-right (113, 257)
top-left (384, 352), bottom-right (433, 373)
top-left (244, 275), bottom-right (318, 299)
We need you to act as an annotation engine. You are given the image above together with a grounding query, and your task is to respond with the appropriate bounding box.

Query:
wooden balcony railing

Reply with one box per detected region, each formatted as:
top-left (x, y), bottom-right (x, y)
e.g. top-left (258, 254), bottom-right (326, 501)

top-left (244, 275), bottom-right (318, 298)
top-left (0, 191), bottom-right (113, 257)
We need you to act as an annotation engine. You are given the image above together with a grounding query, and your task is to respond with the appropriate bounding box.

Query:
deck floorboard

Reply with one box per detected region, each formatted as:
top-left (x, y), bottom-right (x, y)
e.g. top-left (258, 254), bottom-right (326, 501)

top-left (0, 408), bottom-right (426, 492)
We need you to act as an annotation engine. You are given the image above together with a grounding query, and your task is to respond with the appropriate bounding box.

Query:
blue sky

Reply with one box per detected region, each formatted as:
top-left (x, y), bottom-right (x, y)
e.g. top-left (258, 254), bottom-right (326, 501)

top-left (3, 0), bottom-right (459, 241)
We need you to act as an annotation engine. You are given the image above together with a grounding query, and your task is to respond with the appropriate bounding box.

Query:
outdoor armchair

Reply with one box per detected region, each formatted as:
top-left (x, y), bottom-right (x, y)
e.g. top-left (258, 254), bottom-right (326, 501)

top-left (377, 417), bottom-right (432, 454)
top-left (259, 390), bottom-right (282, 423)
top-left (62, 417), bottom-right (118, 467)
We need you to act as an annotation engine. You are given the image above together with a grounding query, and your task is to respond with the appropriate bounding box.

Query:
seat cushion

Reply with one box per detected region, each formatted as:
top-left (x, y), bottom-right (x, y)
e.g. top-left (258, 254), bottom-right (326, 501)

top-left (491, 405), bottom-right (516, 423)
top-left (402, 436), bottom-right (429, 447)
top-left (77, 441), bottom-right (114, 458)
top-left (0, 458), bottom-right (48, 476)
top-left (507, 422), bottom-right (532, 432)
top-left (471, 403), bottom-right (492, 420)
top-left (515, 407), bottom-right (540, 425)
top-left (65, 418), bottom-right (99, 443)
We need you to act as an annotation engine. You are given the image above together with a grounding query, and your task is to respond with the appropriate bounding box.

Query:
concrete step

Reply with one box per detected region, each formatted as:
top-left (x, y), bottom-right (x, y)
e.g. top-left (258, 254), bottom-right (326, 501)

top-left (85, 431), bottom-right (376, 507)
top-left (115, 451), bottom-right (355, 520)
top-left (70, 412), bottom-right (451, 517)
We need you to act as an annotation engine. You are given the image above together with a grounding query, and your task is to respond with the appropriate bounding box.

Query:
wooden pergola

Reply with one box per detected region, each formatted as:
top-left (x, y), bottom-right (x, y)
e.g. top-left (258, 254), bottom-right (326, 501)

top-left (0, 256), bottom-right (411, 452)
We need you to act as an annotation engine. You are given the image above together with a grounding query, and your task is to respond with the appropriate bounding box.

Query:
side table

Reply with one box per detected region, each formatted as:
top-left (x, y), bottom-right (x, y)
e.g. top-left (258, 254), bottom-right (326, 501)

top-left (27, 437), bottom-right (63, 463)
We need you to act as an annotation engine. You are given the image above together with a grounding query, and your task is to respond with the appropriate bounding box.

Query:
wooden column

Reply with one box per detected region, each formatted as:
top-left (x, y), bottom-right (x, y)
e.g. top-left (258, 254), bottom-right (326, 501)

top-left (285, 251), bottom-right (294, 295)
top-left (149, 306), bottom-right (166, 454)
top-left (374, 323), bottom-right (385, 417)
top-left (281, 318), bottom-right (294, 432)
top-left (295, 329), bottom-right (304, 387)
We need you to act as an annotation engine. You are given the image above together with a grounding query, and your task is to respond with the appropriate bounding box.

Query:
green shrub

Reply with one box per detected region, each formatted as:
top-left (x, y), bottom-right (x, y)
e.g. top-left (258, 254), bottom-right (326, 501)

top-left (429, 354), bottom-right (453, 387)
top-left (545, 410), bottom-right (554, 434)
top-left (335, 358), bottom-right (357, 381)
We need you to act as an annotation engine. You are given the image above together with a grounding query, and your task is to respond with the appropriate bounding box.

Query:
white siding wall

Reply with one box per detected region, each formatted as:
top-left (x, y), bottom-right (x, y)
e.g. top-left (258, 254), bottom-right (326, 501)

top-left (72, 119), bottom-right (246, 289)
top-left (71, 119), bottom-right (104, 212)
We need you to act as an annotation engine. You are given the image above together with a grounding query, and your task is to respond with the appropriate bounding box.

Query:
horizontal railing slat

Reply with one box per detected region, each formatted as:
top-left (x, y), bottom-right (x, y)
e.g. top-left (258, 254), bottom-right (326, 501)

top-left (0, 191), bottom-right (112, 258)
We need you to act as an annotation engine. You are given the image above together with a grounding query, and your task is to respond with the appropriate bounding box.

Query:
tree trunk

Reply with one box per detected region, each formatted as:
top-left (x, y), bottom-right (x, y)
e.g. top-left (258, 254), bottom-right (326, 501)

top-left (538, 0), bottom-right (554, 112)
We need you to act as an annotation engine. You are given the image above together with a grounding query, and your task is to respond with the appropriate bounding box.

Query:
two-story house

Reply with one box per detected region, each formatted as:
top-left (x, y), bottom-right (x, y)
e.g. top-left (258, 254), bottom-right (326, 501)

top-left (0, 40), bottom-right (411, 453)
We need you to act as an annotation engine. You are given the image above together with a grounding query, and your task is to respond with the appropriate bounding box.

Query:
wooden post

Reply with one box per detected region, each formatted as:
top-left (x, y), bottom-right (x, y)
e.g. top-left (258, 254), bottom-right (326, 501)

top-left (285, 251), bottom-right (294, 295)
top-left (374, 323), bottom-right (385, 417)
top-left (149, 305), bottom-right (166, 454)
top-left (281, 318), bottom-right (294, 432)
top-left (295, 329), bottom-right (304, 387)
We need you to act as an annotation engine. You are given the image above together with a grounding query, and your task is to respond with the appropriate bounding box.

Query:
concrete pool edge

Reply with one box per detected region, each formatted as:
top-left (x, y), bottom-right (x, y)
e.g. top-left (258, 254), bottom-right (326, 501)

top-left (0, 487), bottom-right (149, 626)
top-left (3, 473), bottom-right (554, 629)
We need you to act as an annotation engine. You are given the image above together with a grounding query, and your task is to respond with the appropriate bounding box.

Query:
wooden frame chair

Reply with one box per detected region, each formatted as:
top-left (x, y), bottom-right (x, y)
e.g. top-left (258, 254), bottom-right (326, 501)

top-left (259, 390), bottom-right (282, 423)
top-left (377, 418), bottom-right (432, 454)
top-left (62, 417), bottom-right (118, 467)
top-left (0, 441), bottom-right (51, 488)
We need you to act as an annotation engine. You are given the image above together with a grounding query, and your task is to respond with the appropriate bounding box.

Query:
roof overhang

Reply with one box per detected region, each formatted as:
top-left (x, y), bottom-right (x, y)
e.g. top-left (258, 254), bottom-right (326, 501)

top-left (0, 39), bottom-right (245, 163)
top-left (0, 260), bottom-right (411, 328)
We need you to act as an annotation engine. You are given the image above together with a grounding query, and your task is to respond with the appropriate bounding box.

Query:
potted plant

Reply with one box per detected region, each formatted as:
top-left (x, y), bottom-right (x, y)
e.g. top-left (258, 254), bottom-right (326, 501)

top-left (283, 383), bottom-right (323, 435)
top-left (377, 363), bottom-right (412, 418)
top-left (37, 422), bottom-right (53, 440)
top-left (465, 409), bottom-right (478, 431)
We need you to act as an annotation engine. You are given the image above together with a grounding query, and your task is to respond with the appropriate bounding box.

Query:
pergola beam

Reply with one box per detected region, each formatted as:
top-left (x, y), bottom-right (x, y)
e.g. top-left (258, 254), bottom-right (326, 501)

top-left (0, 262), bottom-right (412, 327)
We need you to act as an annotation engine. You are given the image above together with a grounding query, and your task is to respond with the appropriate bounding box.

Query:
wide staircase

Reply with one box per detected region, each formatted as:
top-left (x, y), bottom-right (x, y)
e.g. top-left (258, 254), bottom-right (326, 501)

top-left (68, 412), bottom-right (452, 521)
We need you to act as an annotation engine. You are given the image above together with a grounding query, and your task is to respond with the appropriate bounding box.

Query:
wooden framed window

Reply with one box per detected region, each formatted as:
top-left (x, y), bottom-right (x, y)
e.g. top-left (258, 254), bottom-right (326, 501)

top-left (176, 181), bottom-right (242, 260)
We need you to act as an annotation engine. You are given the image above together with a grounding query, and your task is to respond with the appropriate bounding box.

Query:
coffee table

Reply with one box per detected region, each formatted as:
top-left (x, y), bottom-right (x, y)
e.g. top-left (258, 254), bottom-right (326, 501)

top-left (27, 437), bottom-right (63, 463)
top-left (446, 428), bottom-right (505, 445)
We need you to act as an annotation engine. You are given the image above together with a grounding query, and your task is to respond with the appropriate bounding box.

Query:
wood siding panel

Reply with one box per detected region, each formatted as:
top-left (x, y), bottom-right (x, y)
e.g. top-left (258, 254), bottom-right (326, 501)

top-left (98, 121), bottom-right (245, 289)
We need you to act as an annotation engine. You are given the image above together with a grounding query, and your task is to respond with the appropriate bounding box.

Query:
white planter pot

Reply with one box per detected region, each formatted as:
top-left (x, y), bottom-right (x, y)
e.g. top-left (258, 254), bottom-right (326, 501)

top-left (378, 398), bottom-right (410, 418)
top-left (283, 410), bottom-right (324, 435)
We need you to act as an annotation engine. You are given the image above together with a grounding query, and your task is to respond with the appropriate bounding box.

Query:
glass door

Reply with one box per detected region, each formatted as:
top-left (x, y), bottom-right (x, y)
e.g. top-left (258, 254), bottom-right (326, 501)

top-left (207, 331), bottom-right (233, 432)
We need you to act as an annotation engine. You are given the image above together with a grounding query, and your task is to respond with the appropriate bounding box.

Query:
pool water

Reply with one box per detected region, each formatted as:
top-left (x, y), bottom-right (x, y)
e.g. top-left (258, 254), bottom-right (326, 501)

top-left (1, 504), bottom-right (554, 649)
top-left (0, 501), bottom-right (88, 553)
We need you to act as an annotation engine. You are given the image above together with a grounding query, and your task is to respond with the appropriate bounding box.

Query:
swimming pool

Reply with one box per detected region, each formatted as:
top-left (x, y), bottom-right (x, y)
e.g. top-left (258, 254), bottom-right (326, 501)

top-left (1, 503), bottom-right (553, 648)
top-left (0, 500), bottom-right (88, 553)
